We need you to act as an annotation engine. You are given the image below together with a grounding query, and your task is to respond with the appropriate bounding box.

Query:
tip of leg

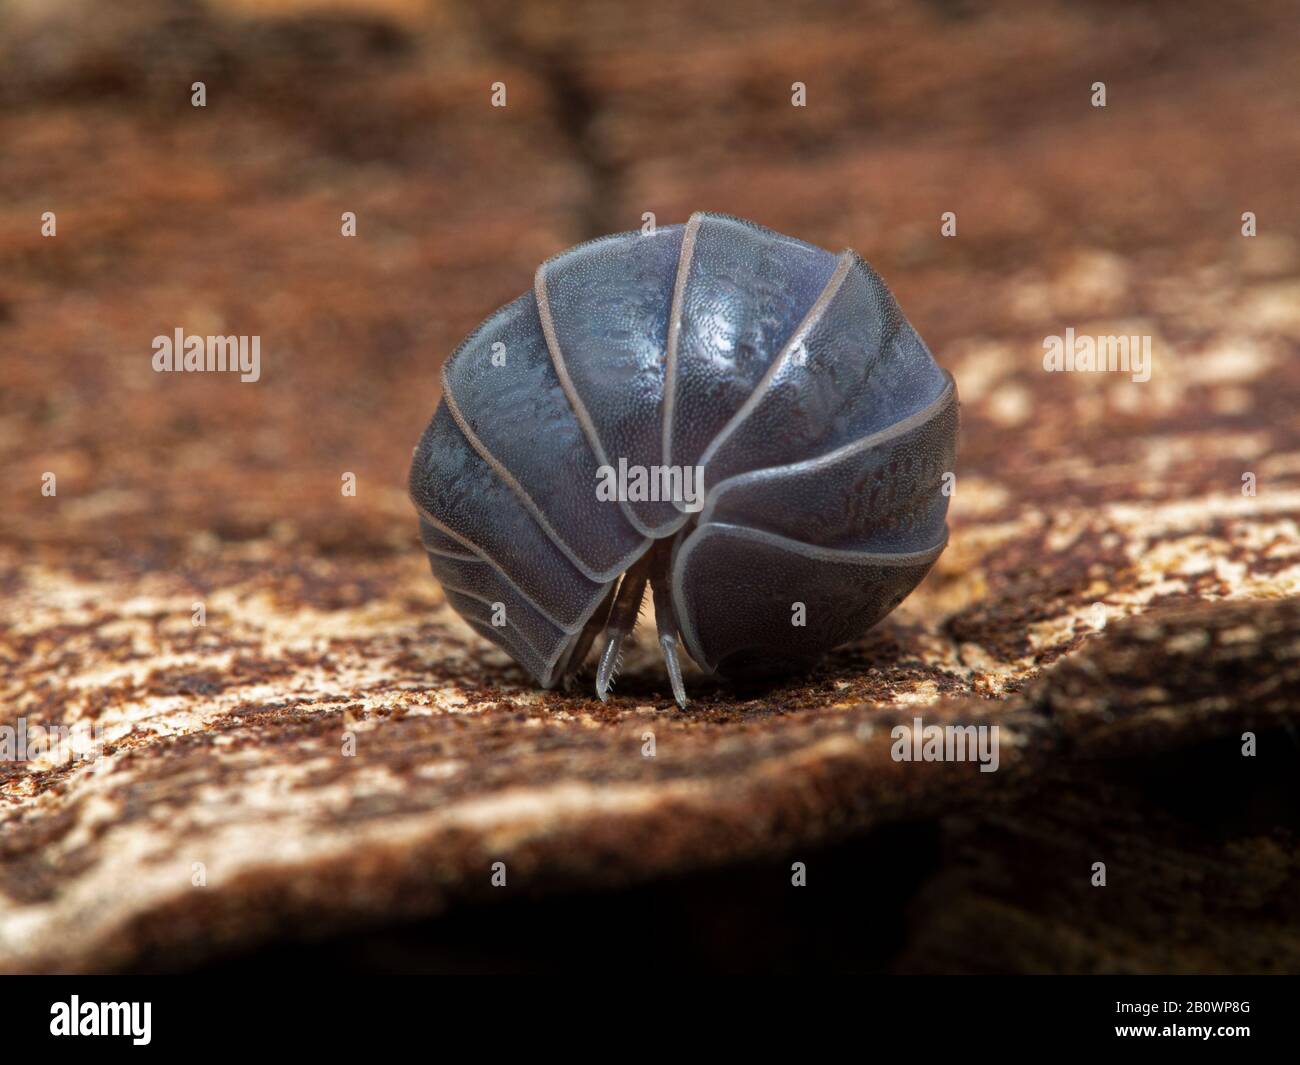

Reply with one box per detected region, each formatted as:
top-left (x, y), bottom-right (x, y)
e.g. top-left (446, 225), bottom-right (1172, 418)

top-left (595, 631), bottom-right (624, 703)
top-left (660, 633), bottom-right (689, 710)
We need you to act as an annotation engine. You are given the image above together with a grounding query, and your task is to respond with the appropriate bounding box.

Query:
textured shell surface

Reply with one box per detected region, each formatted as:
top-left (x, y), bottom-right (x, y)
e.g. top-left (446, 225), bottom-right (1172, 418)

top-left (409, 212), bottom-right (958, 699)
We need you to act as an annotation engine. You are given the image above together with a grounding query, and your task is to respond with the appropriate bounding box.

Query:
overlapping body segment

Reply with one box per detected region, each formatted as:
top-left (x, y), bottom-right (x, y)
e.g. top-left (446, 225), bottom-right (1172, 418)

top-left (670, 524), bottom-right (946, 676)
top-left (536, 225), bottom-right (687, 536)
top-left (698, 253), bottom-right (948, 490)
top-left (699, 375), bottom-right (958, 553)
top-left (408, 212), bottom-right (959, 704)
top-left (408, 404), bottom-right (615, 632)
top-left (663, 214), bottom-right (841, 479)
top-left (440, 291), bottom-right (648, 580)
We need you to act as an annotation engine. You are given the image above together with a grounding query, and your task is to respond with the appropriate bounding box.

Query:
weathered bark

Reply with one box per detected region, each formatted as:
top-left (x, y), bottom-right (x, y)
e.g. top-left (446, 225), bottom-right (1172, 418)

top-left (1, 0), bottom-right (1298, 972)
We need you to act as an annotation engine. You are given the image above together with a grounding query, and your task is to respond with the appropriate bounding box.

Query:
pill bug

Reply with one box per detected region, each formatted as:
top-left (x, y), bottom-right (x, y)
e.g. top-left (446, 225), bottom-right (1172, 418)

top-left (409, 212), bottom-right (958, 708)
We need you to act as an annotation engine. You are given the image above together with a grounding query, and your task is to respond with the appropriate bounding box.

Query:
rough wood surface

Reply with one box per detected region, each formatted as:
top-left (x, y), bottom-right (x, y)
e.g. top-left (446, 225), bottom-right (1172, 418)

top-left (1, 0), bottom-right (1297, 972)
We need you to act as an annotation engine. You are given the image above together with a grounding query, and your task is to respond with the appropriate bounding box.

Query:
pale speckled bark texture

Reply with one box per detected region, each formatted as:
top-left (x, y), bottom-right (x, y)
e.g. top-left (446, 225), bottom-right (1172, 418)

top-left (1, 0), bottom-right (1298, 973)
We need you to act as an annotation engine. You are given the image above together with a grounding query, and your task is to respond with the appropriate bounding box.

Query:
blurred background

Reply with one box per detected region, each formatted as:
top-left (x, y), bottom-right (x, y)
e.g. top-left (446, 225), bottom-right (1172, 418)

top-left (3, 0), bottom-right (1297, 564)
top-left (2, 0), bottom-right (1299, 973)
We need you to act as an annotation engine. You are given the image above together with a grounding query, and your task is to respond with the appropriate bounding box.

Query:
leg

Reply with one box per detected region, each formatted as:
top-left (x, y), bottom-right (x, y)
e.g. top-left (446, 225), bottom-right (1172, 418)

top-left (559, 581), bottom-right (617, 691)
top-left (594, 550), bottom-right (653, 701)
top-left (650, 556), bottom-right (689, 709)
top-left (592, 539), bottom-right (692, 708)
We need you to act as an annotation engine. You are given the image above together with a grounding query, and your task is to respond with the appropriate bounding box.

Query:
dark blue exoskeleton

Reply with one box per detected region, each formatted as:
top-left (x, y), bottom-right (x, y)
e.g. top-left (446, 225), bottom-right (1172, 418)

top-left (409, 213), bottom-right (958, 707)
